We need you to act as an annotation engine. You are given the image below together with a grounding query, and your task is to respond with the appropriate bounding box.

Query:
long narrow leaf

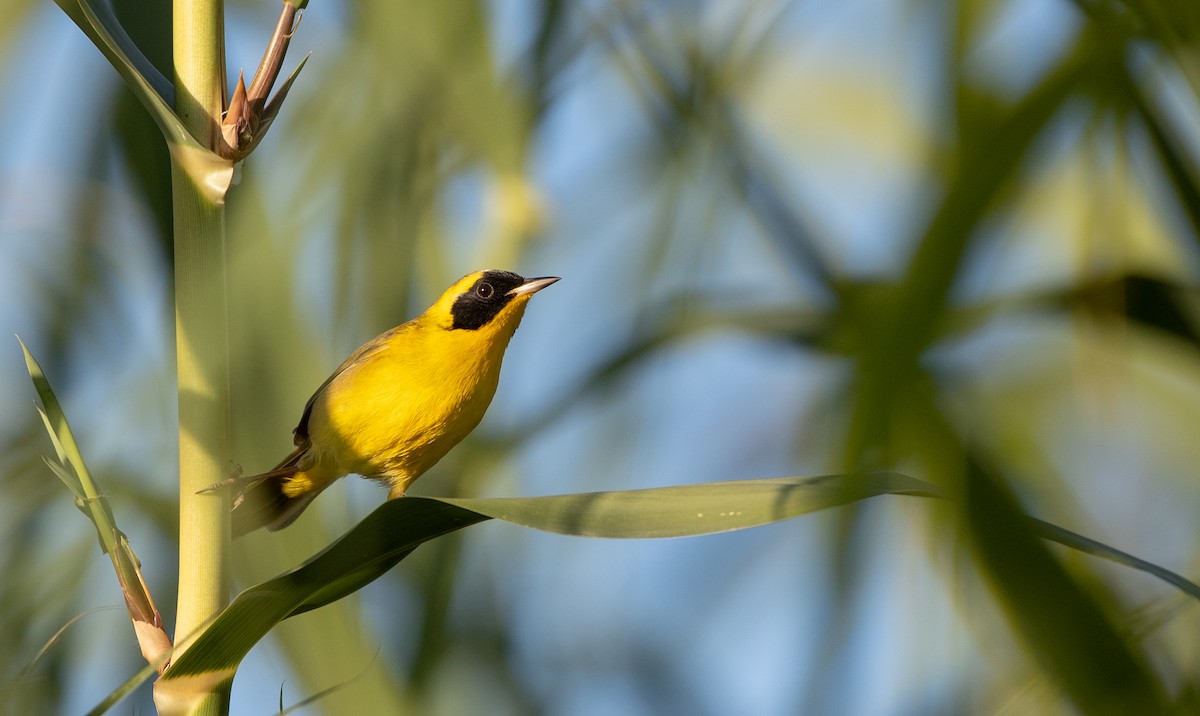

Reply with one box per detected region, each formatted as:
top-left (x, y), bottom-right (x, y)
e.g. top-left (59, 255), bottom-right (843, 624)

top-left (19, 338), bottom-right (171, 669)
top-left (964, 459), bottom-right (1167, 713)
top-left (163, 474), bottom-right (928, 680)
top-left (50, 0), bottom-right (187, 145)
top-left (51, 0), bottom-right (235, 202)
top-left (102, 471), bottom-right (1200, 708)
top-left (440, 473), bottom-right (937, 538)
top-left (20, 338), bottom-right (120, 552)
top-left (86, 653), bottom-right (171, 716)
top-left (1033, 518), bottom-right (1200, 603)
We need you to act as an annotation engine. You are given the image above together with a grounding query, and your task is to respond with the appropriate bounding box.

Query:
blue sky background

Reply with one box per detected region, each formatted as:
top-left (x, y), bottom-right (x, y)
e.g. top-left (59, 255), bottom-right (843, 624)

top-left (3, 0), bottom-right (1200, 713)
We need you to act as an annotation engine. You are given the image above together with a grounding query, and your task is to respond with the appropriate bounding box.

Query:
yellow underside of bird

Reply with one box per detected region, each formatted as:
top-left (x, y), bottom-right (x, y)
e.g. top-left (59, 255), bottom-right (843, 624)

top-left (220, 270), bottom-right (558, 536)
top-left (280, 318), bottom-right (504, 498)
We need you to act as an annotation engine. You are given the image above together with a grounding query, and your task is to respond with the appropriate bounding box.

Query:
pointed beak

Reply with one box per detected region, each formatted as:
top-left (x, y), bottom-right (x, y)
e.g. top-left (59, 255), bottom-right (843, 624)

top-left (507, 276), bottom-right (560, 297)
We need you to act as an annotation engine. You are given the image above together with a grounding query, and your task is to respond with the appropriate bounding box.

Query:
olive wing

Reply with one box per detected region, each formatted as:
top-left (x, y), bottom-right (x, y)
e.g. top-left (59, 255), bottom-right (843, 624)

top-left (292, 325), bottom-right (406, 445)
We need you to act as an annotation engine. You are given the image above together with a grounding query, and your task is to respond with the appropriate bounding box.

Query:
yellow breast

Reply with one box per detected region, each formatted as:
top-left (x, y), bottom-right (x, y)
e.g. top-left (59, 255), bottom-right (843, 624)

top-left (304, 299), bottom-right (528, 493)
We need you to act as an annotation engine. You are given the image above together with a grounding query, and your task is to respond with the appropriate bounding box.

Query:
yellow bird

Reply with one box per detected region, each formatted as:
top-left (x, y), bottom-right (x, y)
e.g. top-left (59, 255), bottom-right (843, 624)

top-left (222, 270), bottom-right (559, 536)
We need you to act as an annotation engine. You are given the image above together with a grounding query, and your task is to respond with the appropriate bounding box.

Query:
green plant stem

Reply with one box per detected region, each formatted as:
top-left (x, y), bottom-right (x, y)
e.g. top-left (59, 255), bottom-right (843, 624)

top-left (167, 0), bottom-right (232, 712)
top-left (170, 175), bottom-right (231, 650)
top-left (174, 0), bottom-right (226, 150)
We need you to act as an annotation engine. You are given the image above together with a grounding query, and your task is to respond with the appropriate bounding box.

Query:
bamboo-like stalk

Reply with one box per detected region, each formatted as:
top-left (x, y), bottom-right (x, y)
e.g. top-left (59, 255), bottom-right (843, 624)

top-left (174, 0), bottom-right (226, 149)
top-left (166, 0), bottom-right (232, 712)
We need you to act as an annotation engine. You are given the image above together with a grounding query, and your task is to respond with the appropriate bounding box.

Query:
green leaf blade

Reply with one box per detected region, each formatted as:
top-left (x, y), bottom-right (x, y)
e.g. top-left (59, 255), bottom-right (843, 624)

top-left (124, 472), bottom-right (1200, 705)
top-left (20, 339), bottom-right (104, 508)
top-left (164, 499), bottom-right (487, 679)
top-left (19, 338), bottom-right (171, 671)
top-left (163, 474), bottom-right (930, 680)
top-left (51, 0), bottom-right (194, 148)
top-left (440, 473), bottom-right (939, 539)
top-left (964, 460), bottom-right (1168, 714)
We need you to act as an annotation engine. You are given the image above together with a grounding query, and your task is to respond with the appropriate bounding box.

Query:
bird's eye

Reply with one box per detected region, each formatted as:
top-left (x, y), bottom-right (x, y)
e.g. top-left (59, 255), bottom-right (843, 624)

top-left (476, 282), bottom-right (494, 299)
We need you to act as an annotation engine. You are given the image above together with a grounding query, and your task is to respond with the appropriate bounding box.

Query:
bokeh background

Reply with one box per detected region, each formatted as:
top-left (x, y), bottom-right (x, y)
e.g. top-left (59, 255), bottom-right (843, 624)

top-left (3, 0), bottom-right (1200, 713)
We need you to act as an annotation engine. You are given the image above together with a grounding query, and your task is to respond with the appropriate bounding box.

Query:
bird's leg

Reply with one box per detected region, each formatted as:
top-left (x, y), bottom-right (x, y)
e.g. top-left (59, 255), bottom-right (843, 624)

top-left (198, 465), bottom-right (244, 494)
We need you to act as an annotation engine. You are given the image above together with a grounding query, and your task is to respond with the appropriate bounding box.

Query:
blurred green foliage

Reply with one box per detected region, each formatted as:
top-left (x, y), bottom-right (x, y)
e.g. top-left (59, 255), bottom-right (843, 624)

top-left (3, 0), bottom-right (1200, 713)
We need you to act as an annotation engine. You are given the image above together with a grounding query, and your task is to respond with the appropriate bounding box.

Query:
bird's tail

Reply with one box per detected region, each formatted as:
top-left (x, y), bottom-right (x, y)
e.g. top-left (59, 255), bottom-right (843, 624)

top-left (221, 446), bottom-right (324, 537)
